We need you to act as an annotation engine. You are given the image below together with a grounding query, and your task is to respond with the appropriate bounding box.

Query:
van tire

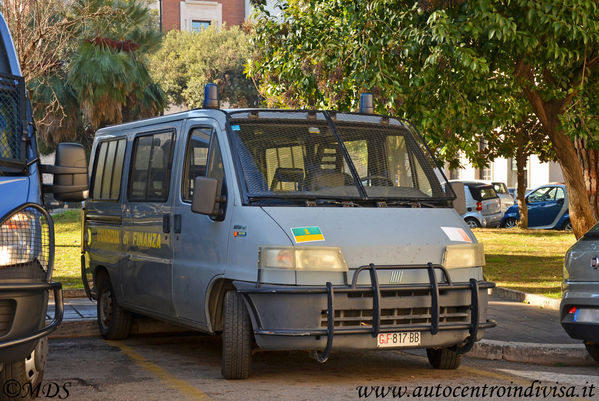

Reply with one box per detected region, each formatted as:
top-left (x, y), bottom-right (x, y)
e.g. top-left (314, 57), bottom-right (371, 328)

top-left (96, 271), bottom-right (132, 340)
top-left (0, 338), bottom-right (47, 401)
top-left (464, 217), bottom-right (481, 229)
top-left (426, 347), bottom-right (462, 369)
top-left (221, 290), bottom-right (252, 379)
top-left (585, 343), bottom-right (599, 363)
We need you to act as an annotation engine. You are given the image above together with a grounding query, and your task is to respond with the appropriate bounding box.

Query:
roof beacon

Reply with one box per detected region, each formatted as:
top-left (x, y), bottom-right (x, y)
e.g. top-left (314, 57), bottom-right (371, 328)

top-left (359, 92), bottom-right (374, 114)
top-left (203, 83), bottom-right (219, 109)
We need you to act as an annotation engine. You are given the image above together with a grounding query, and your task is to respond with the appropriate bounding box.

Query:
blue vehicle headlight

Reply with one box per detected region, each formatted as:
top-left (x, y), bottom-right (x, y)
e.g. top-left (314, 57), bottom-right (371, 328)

top-left (0, 205), bottom-right (53, 279)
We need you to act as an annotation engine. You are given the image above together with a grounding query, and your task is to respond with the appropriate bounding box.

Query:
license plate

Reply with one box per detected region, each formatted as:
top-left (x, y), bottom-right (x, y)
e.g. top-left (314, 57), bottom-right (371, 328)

top-left (377, 332), bottom-right (421, 348)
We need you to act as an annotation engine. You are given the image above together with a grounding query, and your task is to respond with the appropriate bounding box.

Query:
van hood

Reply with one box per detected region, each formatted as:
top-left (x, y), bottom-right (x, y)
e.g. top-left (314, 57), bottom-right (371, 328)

top-left (0, 177), bottom-right (30, 219)
top-left (261, 206), bottom-right (475, 269)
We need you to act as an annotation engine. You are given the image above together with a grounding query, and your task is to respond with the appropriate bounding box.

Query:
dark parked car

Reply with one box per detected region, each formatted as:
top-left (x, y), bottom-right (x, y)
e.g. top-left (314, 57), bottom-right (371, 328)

top-left (500, 184), bottom-right (571, 230)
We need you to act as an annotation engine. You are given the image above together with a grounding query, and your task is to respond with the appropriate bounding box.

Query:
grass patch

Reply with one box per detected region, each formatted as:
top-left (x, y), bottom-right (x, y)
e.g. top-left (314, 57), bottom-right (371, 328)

top-left (50, 212), bottom-right (578, 297)
top-left (52, 210), bottom-right (82, 289)
top-left (474, 228), bottom-right (577, 299)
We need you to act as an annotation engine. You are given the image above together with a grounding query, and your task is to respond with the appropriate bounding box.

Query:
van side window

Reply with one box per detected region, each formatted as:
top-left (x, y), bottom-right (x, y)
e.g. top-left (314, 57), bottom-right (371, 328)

top-left (208, 136), bottom-right (225, 197)
top-left (91, 138), bottom-right (127, 200)
top-left (129, 131), bottom-right (174, 202)
top-left (182, 128), bottom-right (211, 201)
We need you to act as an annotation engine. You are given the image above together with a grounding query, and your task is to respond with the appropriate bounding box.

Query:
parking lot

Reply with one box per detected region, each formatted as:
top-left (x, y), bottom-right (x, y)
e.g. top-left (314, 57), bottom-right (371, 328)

top-left (39, 334), bottom-right (599, 401)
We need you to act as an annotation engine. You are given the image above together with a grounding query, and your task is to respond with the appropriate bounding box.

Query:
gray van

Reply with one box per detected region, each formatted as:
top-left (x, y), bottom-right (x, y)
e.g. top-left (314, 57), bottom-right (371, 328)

top-left (82, 87), bottom-right (495, 379)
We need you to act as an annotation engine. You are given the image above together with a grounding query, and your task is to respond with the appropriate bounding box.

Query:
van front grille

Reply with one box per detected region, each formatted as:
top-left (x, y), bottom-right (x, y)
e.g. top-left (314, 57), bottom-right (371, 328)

top-left (0, 299), bottom-right (16, 336)
top-left (320, 305), bottom-right (470, 328)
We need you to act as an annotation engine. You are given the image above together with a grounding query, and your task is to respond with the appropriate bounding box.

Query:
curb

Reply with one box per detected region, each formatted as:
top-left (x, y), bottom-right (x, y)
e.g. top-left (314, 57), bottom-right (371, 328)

top-left (491, 287), bottom-right (561, 311)
top-left (469, 339), bottom-right (595, 366)
top-left (49, 318), bottom-right (192, 339)
top-left (51, 289), bottom-right (87, 299)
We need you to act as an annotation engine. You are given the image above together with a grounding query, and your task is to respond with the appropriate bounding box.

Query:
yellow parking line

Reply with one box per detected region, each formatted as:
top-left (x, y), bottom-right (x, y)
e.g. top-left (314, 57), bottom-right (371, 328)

top-left (107, 340), bottom-right (212, 401)
top-left (460, 365), bottom-right (531, 386)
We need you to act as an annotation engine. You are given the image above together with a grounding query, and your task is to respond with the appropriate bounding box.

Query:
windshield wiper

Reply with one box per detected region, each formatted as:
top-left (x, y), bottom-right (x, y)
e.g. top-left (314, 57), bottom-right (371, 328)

top-left (309, 199), bottom-right (362, 207)
top-left (385, 200), bottom-right (439, 208)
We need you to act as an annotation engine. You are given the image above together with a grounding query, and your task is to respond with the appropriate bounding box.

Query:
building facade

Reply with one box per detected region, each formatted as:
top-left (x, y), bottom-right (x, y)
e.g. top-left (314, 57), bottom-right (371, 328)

top-left (152, 0), bottom-right (276, 31)
top-left (445, 155), bottom-right (564, 190)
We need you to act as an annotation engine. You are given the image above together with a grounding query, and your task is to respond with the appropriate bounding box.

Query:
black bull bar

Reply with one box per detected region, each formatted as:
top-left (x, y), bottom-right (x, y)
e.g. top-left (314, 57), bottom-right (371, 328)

top-left (236, 263), bottom-right (496, 363)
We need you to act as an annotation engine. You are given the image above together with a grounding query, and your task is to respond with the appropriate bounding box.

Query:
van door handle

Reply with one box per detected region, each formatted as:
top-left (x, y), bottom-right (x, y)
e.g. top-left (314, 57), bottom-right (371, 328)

top-left (163, 214), bottom-right (170, 233)
top-left (174, 214), bottom-right (182, 234)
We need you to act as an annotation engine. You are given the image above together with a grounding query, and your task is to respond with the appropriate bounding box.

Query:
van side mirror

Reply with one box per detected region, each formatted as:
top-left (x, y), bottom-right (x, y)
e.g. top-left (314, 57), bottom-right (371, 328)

top-left (41, 143), bottom-right (88, 202)
top-left (191, 176), bottom-right (219, 216)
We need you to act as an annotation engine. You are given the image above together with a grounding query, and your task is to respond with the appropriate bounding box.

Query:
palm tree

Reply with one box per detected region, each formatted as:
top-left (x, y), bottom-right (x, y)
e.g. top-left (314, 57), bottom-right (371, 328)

top-left (68, 0), bottom-right (165, 129)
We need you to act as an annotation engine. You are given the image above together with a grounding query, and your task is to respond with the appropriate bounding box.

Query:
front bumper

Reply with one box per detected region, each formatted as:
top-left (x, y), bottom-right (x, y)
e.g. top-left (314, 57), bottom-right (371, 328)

top-left (0, 281), bottom-right (63, 362)
top-left (561, 281), bottom-right (599, 342)
top-left (235, 263), bottom-right (495, 361)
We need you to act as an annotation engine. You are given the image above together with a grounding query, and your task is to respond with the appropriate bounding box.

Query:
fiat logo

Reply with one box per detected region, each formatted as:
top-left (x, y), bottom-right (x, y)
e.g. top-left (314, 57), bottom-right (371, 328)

top-left (592, 257), bottom-right (598, 269)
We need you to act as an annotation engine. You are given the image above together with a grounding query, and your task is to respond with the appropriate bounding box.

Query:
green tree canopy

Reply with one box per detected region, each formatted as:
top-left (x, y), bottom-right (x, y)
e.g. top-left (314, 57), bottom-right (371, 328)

top-left (150, 26), bottom-right (259, 109)
top-left (250, 0), bottom-right (599, 237)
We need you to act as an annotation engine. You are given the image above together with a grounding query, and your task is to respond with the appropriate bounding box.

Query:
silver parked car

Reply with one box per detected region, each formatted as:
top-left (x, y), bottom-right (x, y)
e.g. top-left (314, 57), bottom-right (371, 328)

top-left (490, 182), bottom-right (515, 214)
top-left (461, 180), bottom-right (514, 214)
top-left (561, 223), bottom-right (599, 363)
top-left (448, 181), bottom-right (503, 228)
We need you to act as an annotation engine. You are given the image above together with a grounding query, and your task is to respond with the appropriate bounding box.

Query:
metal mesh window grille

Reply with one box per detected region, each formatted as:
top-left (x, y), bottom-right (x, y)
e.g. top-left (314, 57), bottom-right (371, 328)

top-left (230, 113), bottom-right (360, 197)
top-left (0, 73), bottom-right (25, 165)
top-left (0, 205), bottom-right (53, 281)
top-left (228, 110), bottom-right (449, 200)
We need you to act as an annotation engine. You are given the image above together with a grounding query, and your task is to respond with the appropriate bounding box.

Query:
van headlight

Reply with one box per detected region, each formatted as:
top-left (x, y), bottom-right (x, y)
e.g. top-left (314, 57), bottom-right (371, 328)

top-left (259, 246), bottom-right (348, 272)
top-left (442, 243), bottom-right (485, 269)
top-left (0, 205), bottom-right (52, 278)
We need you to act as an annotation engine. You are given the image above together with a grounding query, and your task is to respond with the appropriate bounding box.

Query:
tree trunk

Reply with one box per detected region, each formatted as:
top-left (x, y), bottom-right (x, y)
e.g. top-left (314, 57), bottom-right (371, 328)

top-left (515, 63), bottom-right (595, 238)
top-left (515, 143), bottom-right (528, 229)
top-left (550, 129), bottom-right (595, 238)
top-left (575, 137), bottom-right (599, 222)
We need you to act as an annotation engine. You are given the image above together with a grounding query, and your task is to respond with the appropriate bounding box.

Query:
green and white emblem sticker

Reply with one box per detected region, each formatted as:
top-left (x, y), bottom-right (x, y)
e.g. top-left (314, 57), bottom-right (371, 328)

top-left (291, 226), bottom-right (325, 243)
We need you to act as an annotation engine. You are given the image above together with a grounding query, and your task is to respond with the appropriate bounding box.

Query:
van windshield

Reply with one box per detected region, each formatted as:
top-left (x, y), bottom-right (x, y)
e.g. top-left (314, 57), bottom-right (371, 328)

top-left (228, 111), bottom-right (451, 204)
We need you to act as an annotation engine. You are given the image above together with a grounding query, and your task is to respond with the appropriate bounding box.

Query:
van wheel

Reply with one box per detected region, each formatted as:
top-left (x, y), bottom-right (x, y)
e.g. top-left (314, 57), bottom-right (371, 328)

top-left (0, 338), bottom-right (47, 401)
top-left (585, 343), bottom-right (599, 363)
top-left (464, 217), bottom-right (481, 229)
top-left (426, 347), bottom-right (462, 369)
top-left (221, 290), bottom-right (252, 379)
top-left (96, 271), bottom-right (131, 340)
top-left (500, 217), bottom-right (517, 228)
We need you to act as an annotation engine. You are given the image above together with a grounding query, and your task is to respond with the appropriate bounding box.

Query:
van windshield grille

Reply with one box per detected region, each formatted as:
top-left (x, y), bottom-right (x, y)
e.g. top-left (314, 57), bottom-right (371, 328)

top-left (227, 111), bottom-right (452, 203)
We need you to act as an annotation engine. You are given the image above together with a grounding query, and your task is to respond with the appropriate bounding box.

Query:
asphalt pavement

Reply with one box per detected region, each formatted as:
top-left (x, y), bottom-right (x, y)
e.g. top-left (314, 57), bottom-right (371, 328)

top-left (47, 291), bottom-right (597, 367)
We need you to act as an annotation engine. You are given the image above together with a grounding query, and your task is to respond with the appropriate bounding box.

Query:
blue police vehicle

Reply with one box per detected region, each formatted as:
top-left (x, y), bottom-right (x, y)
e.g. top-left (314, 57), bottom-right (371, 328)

top-left (0, 13), bottom-right (88, 400)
